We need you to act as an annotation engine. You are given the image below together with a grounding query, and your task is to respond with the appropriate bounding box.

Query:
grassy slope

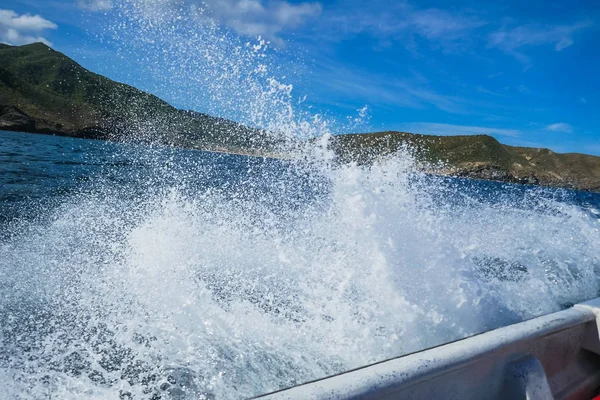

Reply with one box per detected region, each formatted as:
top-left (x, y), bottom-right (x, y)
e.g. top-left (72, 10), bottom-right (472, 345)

top-left (330, 131), bottom-right (600, 192)
top-left (0, 43), bottom-right (272, 150)
top-left (1, 43), bottom-right (598, 191)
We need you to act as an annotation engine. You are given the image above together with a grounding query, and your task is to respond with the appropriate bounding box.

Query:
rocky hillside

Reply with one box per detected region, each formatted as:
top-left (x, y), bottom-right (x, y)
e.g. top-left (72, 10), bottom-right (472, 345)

top-left (330, 131), bottom-right (600, 192)
top-left (1, 43), bottom-right (599, 192)
top-left (0, 42), bottom-right (277, 152)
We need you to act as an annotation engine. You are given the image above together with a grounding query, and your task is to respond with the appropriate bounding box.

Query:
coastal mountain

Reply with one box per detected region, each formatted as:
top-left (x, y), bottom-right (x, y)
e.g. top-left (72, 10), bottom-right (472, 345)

top-left (1, 42), bottom-right (599, 192)
top-left (330, 132), bottom-right (600, 192)
top-left (0, 42), bottom-right (275, 152)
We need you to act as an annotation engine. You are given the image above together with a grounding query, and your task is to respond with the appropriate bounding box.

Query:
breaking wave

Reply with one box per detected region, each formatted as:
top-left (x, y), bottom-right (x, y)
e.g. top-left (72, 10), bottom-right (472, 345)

top-left (1, 1), bottom-right (600, 398)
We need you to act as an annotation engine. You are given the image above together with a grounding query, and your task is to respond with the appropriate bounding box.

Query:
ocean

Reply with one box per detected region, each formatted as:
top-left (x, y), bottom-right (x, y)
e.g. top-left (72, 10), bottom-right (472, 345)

top-left (1, 129), bottom-right (600, 399)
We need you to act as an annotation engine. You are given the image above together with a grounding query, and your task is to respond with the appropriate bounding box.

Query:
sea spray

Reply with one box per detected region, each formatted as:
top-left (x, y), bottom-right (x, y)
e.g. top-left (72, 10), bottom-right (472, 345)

top-left (2, 0), bottom-right (600, 398)
top-left (2, 143), bottom-right (600, 398)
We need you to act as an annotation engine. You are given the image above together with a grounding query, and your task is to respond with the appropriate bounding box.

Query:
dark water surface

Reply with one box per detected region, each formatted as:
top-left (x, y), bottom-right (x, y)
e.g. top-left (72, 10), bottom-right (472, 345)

top-left (2, 130), bottom-right (598, 221)
top-left (0, 130), bottom-right (321, 223)
top-left (1, 130), bottom-right (600, 399)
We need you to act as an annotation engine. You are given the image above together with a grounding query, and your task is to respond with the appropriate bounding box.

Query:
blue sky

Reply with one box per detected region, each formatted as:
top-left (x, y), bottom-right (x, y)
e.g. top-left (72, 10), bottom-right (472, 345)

top-left (1, 0), bottom-right (599, 155)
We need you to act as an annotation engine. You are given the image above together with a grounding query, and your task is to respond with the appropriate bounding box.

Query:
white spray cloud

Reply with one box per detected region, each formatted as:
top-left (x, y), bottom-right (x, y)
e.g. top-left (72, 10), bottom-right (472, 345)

top-left (347, 105), bottom-right (371, 128)
top-left (95, 0), bottom-right (321, 44)
top-left (76, 0), bottom-right (114, 12)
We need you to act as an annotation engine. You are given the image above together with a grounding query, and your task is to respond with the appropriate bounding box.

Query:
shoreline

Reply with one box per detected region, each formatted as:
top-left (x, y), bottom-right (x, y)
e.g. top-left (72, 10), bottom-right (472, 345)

top-left (2, 128), bottom-right (599, 194)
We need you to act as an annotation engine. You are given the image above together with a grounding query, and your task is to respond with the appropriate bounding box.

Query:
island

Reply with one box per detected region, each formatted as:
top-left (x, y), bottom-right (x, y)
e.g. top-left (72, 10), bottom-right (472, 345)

top-left (1, 42), bottom-right (599, 192)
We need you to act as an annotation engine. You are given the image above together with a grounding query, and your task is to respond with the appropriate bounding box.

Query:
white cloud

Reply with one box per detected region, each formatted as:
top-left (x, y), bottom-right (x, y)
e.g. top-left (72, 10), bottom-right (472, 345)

top-left (201, 0), bottom-right (322, 45)
top-left (516, 85), bottom-right (532, 95)
top-left (320, 2), bottom-right (484, 52)
top-left (579, 97), bottom-right (587, 104)
top-left (76, 0), bottom-right (114, 12)
top-left (488, 21), bottom-right (591, 64)
top-left (409, 8), bottom-right (485, 41)
top-left (546, 123), bottom-right (573, 133)
top-left (398, 83), bottom-right (467, 113)
top-left (311, 58), bottom-right (472, 114)
top-left (121, 0), bottom-right (321, 44)
top-left (0, 9), bottom-right (57, 46)
top-left (398, 122), bottom-right (521, 137)
top-left (476, 86), bottom-right (506, 97)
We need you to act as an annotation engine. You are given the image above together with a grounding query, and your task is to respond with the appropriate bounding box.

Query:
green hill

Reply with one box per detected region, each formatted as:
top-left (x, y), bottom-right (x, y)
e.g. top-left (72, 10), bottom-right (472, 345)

top-left (0, 42), bottom-right (275, 152)
top-left (1, 43), bottom-right (599, 191)
top-left (330, 131), bottom-right (600, 192)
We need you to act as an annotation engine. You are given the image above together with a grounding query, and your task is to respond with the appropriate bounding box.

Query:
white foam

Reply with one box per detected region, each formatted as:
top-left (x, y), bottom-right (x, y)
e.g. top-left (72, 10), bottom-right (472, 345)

top-left (1, 1), bottom-right (599, 397)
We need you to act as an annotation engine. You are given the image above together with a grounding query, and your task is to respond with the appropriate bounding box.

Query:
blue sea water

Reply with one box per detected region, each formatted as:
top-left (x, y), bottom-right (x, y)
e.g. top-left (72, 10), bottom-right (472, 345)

top-left (1, 129), bottom-right (600, 399)
top-left (2, 130), bottom-right (598, 222)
